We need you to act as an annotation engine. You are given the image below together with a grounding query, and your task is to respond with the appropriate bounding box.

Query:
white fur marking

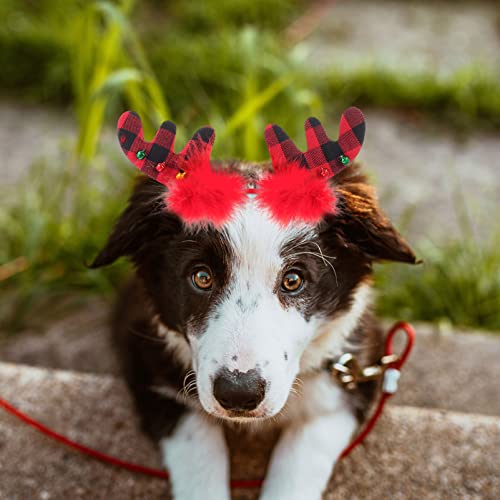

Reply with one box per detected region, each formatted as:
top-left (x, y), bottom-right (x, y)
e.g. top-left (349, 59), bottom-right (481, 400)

top-left (190, 204), bottom-right (319, 419)
top-left (161, 412), bottom-right (230, 500)
top-left (260, 407), bottom-right (357, 500)
top-left (155, 318), bottom-right (192, 370)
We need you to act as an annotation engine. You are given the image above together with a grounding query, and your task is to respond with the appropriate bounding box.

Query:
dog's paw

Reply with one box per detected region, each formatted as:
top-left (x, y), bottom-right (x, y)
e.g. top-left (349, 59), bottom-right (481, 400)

top-left (260, 486), bottom-right (322, 500)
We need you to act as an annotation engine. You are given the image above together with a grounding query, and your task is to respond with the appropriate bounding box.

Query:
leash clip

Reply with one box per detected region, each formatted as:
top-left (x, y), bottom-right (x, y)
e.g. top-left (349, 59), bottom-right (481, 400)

top-left (330, 353), bottom-right (400, 391)
top-left (330, 321), bottom-right (416, 392)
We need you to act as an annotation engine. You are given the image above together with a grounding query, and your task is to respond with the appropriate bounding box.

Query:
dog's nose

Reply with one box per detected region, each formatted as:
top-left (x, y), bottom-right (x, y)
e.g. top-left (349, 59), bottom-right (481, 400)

top-left (213, 368), bottom-right (266, 411)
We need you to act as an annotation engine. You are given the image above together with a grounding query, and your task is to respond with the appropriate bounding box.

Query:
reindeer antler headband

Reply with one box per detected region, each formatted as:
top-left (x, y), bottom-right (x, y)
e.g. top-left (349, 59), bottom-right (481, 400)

top-left (117, 107), bottom-right (366, 226)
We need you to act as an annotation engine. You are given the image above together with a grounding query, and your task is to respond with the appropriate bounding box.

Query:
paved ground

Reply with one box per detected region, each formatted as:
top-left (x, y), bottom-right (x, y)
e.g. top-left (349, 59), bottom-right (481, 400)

top-left (0, 100), bottom-right (75, 185)
top-left (0, 362), bottom-right (498, 499)
top-left (308, 0), bottom-right (499, 77)
top-left (360, 109), bottom-right (500, 241)
top-left (390, 322), bottom-right (500, 417)
top-left (1, 302), bottom-right (500, 417)
top-left (0, 300), bottom-right (120, 376)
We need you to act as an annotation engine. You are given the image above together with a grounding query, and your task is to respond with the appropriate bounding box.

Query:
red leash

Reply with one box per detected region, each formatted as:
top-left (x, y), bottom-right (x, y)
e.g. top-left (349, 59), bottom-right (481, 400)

top-left (0, 322), bottom-right (414, 489)
top-left (340, 321), bottom-right (414, 458)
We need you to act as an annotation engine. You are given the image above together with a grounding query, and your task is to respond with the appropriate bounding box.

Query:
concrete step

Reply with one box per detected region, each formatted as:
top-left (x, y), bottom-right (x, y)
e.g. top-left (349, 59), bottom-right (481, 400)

top-left (391, 322), bottom-right (500, 417)
top-left (2, 306), bottom-right (500, 417)
top-left (0, 362), bottom-right (498, 499)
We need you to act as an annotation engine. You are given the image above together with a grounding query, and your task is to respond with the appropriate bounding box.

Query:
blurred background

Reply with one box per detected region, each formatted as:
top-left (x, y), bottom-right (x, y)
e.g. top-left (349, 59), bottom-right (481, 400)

top-left (0, 0), bottom-right (499, 341)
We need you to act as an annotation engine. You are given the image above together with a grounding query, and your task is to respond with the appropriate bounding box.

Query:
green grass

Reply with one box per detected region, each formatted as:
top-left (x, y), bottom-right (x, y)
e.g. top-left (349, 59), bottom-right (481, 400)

top-left (1, 0), bottom-right (500, 333)
top-left (0, 151), bottom-right (133, 331)
top-left (322, 64), bottom-right (500, 132)
top-left (2, 1), bottom-right (500, 131)
top-left (376, 233), bottom-right (500, 332)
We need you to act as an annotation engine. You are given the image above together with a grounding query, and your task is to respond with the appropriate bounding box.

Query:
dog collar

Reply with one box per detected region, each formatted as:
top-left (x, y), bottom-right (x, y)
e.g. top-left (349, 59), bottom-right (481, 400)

top-left (117, 108), bottom-right (366, 226)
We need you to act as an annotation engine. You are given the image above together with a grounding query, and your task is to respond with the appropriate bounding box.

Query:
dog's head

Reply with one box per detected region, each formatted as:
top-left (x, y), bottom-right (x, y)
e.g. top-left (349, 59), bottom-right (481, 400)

top-left (91, 163), bottom-right (416, 422)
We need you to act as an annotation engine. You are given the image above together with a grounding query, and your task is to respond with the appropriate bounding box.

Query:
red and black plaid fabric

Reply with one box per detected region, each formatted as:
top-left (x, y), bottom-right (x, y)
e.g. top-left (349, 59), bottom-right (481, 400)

top-left (264, 124), bottom-right (303, 166)
top-left (265, 107), bottom-right (365, 177)
top-left (117, 111), bottom-right (215, 184)
top-left (116, 108), bottom-right (366, 225)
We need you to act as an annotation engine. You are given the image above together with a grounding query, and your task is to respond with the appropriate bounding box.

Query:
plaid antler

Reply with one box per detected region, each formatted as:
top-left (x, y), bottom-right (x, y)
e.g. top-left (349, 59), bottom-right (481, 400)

top-left (116, 111), bottom-right (246, 227)
top-left (264, 107), bottom-right (365, 177)
top-left (115, 108), bottom-right (367, 227)
top-left (117, 111), bottom-right (215, 185)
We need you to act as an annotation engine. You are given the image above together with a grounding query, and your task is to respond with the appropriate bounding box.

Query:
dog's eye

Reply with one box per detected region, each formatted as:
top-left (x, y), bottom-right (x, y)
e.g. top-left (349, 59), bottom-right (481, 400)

top-left (192, 267), bottom-right (213, 291)
top-left (281, 271), bottom-right (304, 293)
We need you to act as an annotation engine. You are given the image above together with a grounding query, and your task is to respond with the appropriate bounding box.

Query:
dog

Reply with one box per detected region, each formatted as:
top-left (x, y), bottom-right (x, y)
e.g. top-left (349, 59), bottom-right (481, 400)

top-left (91, 152), bottom-right (416, 499)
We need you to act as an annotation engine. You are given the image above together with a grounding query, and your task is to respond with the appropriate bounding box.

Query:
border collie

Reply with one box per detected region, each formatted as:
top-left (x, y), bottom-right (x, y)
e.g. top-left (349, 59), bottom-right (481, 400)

top-left (91, 161), bottom-right (416, 499)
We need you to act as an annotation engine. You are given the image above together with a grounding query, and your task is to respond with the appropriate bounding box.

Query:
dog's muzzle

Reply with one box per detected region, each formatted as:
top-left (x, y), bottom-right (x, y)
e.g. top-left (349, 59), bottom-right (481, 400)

top-left (213, 368), bottom-right (266, 412)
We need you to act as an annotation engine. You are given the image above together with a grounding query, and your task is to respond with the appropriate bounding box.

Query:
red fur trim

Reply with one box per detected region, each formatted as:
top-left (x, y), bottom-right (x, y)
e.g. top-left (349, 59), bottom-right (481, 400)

top-left (257, 162), bottom-right (336, 225)
top-left (166, 152), bottom-right (246, 227)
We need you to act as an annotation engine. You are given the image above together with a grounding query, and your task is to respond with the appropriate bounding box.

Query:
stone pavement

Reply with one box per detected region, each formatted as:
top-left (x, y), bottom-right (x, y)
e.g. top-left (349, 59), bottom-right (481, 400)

top-left (0, 362), bottom-right (498, 499)
top-left (307, 0), bottom-right (499, 76)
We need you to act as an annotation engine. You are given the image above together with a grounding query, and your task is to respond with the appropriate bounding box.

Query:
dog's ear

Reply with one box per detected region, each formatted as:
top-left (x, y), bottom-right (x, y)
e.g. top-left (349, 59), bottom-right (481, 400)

top-left (325, 166), bottom-right (417, 264)
top-left (89, 178), bottom-right (182, 268)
